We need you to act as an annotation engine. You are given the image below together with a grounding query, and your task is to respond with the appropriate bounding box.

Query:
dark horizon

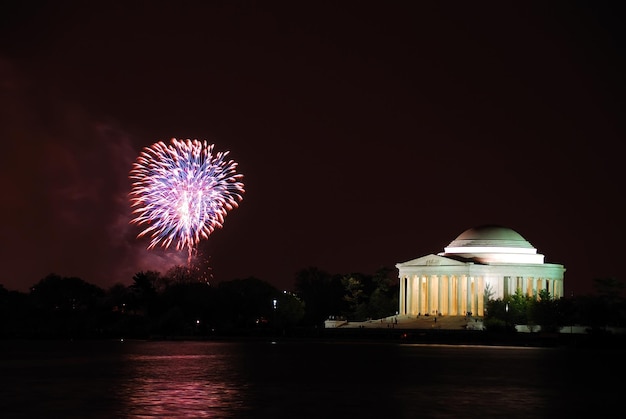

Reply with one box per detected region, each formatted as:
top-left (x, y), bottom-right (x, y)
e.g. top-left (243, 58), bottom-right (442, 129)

top-left (1, 1), bottom-right (624, 295)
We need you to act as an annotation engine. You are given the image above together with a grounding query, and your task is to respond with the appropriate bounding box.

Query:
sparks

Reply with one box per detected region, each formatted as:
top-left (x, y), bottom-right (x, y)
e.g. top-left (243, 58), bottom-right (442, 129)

top-left (129, 138), bottom-right (244, 263)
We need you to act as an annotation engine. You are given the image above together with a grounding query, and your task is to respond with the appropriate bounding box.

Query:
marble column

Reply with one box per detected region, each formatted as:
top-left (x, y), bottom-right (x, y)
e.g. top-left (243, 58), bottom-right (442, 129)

top-left (437, 275), bottom-right (442, 315)
top-left (400, 276), bottom-right (406, 314)
top-left (446, 275), bottom-right (454, 315)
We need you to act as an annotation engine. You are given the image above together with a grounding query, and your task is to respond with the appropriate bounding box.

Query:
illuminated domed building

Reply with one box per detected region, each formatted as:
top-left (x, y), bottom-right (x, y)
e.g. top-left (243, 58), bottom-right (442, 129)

top-left (396, 225), bottom-right (565, 317)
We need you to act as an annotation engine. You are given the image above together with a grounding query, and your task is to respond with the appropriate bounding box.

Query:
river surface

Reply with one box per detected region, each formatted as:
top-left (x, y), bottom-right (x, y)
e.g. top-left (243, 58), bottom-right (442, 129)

top-left (0, 338), bottom-right (623, 418)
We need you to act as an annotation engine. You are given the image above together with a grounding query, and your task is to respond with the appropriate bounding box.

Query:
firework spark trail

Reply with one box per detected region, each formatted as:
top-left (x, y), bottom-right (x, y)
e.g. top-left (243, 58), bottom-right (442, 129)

top-left (129, 138), bottom-right (244, 264)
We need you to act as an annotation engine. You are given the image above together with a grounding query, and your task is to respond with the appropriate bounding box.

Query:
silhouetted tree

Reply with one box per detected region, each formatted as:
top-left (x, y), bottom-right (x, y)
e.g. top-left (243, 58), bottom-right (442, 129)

top-left (592, 277), bottom-right (626, 327)
top-left (484, 291), bottom-right (533, 332)
top-left (165, 265), bottom-right (198, 285)
top-left (0, 285), bottom-right (29, 337)
top-left (28, 274), bottom-right (105, 337)
top-left (294, 267), bottom-right (346, 327)
top-left (157, 281), bottom-right (216, 335)
top-left (99, 282), bottom-right (153, 338)
top-left (129, 271), bottom-right (162, 316)
top-left (508, 290), bottom-right (533, 326)
top-left (105, 283), bottom-right (131, 313)
top-left (275, 291), bottom-right (305, 329)
top-left (367, 266), bottom-right (399, 319)
top-left (528, 289), bottom-right (565, 332)
top-left (30, 274), bottom-right (104, 312)
top-left (217, 277), bottom-right (279, 330)
top-left (342, 275), bottom-right (366, 318)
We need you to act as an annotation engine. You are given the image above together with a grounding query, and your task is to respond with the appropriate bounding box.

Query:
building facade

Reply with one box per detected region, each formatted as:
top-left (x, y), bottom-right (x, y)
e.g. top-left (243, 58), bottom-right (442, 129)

top-left (396, 225), bottom-right (565, 317)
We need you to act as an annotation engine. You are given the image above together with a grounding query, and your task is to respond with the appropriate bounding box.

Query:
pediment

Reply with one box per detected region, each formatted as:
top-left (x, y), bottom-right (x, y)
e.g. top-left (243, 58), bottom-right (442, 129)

top-left (396, 254), bottom-right (467, 268)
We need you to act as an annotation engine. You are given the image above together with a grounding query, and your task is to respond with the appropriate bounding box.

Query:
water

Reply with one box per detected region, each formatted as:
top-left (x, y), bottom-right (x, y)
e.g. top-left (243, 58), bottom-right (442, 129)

top-left (0, 338), bottom-right (623, 418)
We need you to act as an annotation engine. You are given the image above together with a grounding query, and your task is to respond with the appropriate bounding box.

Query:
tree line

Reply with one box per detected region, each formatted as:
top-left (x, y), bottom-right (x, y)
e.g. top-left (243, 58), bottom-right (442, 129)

top-left (0, 266), bottom-right (398, 339)
top-left (484, 277), bottom-right (626, 334)
top-left (1, 268), bottom-right (623, 339)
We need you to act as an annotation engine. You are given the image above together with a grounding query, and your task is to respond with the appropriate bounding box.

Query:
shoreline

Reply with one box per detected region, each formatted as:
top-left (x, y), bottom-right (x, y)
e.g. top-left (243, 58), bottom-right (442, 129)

top-left (4, 327), bottom-right (625, 349)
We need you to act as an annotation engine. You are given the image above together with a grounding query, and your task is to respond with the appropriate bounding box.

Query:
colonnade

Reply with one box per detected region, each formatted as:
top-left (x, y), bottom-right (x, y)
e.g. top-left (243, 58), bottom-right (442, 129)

top-left (399, 274), bottom-right (564, 317)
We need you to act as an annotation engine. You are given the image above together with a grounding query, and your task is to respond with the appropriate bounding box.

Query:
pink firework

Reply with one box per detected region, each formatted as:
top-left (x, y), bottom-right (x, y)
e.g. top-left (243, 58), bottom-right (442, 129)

top-left (129, 138), bottom-right (244, 262)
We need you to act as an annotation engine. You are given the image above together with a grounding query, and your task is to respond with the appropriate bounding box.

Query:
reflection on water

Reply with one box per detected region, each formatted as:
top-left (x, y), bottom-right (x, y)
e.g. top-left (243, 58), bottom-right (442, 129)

top-left (0, 339), bottom-right (624, 418)
top-left (119, 343), bottom-right (250, 418)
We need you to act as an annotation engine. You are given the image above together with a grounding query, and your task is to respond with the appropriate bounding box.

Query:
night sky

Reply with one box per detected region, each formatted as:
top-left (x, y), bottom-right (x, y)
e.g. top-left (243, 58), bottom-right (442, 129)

top-left (1, 1), bottom-right (624, 296)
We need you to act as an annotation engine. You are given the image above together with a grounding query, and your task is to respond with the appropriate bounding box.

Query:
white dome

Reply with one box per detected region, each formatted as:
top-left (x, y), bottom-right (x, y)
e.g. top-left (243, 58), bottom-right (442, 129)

top-left (439, 225), bottom-right (544, 264)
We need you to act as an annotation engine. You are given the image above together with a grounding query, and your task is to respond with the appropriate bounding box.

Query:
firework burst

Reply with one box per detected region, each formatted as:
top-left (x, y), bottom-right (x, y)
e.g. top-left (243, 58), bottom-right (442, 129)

top-left (129, 138), bottom-right (244, 262)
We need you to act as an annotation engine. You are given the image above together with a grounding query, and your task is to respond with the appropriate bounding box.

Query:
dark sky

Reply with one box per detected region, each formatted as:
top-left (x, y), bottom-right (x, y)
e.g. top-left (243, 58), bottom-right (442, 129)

top-left (1, 1), bottom-right (624, 295)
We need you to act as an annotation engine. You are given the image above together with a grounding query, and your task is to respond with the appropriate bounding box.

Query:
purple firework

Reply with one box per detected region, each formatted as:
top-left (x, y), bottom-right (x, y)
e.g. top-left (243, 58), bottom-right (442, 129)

top-left (129, 138), bottom-right (244, 261)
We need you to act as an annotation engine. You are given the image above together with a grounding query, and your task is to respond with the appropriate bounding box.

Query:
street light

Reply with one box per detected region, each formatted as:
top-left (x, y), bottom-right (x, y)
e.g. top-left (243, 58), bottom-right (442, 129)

top-left (505, 303), bottom-right (509, 332)
top-left (272, 299), bottom-right (278, 329)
